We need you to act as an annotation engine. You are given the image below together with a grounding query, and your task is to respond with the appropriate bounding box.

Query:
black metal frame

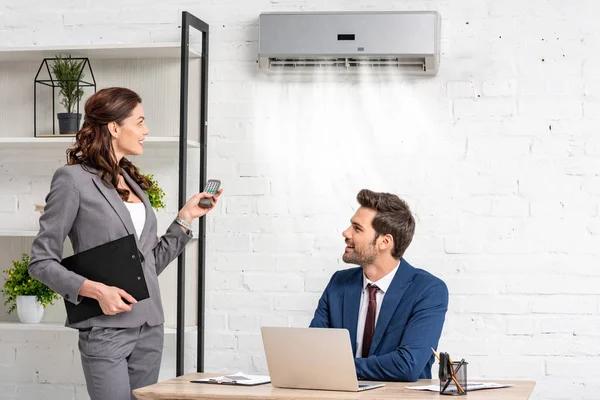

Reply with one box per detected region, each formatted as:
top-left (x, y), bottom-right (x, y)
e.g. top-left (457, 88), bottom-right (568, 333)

top-left (177, 11), bottom-right (209, 376)
top-left (33, 57), bottom-right (96, 136)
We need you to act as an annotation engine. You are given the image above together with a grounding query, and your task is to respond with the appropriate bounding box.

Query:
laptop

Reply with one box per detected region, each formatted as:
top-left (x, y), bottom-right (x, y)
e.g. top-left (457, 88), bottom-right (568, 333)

top-left (261, 327), bottom-right (385, 392)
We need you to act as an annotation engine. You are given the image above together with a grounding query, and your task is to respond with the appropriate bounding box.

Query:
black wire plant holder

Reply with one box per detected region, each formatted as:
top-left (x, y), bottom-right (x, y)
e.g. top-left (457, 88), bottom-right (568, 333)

top-left (34, 57), bottom-right (96, 137)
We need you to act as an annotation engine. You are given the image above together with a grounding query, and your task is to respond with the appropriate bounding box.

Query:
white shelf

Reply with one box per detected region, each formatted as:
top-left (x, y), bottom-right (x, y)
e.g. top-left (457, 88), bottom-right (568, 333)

top-left (0, 42), bottom-right (202, 62)
top-left (0, 136), bottom-right (200, 148)
top-left (0, 230), bottom-right (38, 237)
top-left (0, 322), bottom-right (70, 331)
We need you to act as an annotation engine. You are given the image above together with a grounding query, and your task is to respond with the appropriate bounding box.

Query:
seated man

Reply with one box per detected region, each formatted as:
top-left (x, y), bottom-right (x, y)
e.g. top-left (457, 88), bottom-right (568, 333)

top-left (310, 189), bottom-right (448, 382)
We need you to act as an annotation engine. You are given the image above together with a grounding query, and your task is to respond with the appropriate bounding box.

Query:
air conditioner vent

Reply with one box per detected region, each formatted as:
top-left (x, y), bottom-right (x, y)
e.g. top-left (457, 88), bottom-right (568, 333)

top-left (268, 57), bottom-right (427, 71)
top-left (258, 11), bottom-right (441, 75)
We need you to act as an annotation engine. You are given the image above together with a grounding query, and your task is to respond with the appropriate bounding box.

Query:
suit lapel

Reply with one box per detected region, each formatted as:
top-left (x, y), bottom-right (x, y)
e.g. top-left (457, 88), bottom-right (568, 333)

top-left (368, 259), bottom-right (415, 356)
top-left (343, 268), bottom-right (363, 356)
top-left (91, 173), bottom-right (136, 238)
top-left (122, 171), bottom-right (152, 246)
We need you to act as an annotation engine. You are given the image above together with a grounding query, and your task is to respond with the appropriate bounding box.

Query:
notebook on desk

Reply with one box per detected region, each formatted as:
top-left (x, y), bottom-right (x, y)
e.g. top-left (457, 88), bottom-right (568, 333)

top-left (191, 372), bottom-right (270, 386)
top-left (261, 327), bottom-right (385, 392)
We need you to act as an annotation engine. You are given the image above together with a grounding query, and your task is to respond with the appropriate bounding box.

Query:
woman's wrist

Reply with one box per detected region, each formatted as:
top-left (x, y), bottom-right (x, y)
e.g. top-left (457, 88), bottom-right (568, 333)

top-left (177, 210), bottom-right (193, 224)
top-left (175, 213), bottom-right (193, 233)
top-left (79, 279), bottom-right (104, 300)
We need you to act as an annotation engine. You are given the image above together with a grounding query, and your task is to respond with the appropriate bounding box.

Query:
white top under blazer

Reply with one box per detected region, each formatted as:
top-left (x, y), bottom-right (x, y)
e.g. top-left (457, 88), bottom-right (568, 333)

top-left (123, 201), bottom-right (146, 240)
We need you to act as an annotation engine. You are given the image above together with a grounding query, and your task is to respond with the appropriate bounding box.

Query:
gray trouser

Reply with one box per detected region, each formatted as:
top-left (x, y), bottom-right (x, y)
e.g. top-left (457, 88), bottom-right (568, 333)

top-left (78, 323), bottom-right (164, 400)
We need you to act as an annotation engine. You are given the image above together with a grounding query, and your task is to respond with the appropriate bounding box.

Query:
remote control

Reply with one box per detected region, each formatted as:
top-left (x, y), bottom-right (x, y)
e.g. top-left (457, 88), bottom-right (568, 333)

top-left (199, 179), bottom-right (221, 208)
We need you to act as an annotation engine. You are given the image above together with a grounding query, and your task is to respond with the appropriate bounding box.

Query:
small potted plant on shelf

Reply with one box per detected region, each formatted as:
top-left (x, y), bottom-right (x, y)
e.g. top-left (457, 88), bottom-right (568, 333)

top-left (1, 254), bottom-right (60, 323)
top-left (144, 173), bottom-right (166, 211)
top-left (51, 54), bottom-right (85, 134)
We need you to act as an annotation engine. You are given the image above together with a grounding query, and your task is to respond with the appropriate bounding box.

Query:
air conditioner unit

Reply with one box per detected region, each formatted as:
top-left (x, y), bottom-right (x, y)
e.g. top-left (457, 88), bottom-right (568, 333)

top-left (258, 11), bottom-right (441, 75)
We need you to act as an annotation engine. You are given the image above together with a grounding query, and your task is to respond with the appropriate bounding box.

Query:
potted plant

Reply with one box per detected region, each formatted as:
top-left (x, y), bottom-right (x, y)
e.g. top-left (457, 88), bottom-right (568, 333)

top-left (51, 54), bottom-right (85, 134)
top-left (1, 254), bottom-right (60, 323)
top-left (144, 173), bottom-right (166, 211)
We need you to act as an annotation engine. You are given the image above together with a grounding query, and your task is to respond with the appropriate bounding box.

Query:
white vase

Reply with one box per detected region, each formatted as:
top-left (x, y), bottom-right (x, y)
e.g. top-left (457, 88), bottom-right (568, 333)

top-left (16, 295), bottom-right (44, 324)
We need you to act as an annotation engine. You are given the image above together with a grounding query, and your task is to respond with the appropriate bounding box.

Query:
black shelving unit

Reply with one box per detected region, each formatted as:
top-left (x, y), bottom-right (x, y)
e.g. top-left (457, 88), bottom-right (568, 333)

top-left (176, 11), bottom-right (210, 376)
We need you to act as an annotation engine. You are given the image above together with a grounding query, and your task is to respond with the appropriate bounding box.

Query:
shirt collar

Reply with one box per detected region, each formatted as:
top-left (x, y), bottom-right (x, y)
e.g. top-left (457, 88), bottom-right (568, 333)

top-left (362, 260), bottom-right (401, 294)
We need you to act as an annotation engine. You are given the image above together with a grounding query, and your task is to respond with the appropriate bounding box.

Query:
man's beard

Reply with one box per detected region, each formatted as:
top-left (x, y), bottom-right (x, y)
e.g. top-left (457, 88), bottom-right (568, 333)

top-left (342, 245), bottom-right (377, 266)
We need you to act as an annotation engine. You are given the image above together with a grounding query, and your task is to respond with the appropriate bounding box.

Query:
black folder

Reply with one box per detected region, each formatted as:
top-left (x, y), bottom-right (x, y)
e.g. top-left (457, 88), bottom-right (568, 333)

top-left (61, 234), bottom-right (150, 324)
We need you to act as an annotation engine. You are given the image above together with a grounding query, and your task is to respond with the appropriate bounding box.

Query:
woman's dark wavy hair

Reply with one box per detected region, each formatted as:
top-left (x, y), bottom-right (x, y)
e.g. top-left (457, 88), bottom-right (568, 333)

top-left (66, 87), bottom-right (151, 201)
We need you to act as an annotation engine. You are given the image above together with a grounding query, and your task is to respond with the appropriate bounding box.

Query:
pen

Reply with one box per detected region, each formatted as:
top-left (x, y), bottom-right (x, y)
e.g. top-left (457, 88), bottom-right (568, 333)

top-left (447, 355), bottom-right (465, 394)
top-left (454, 358), bottom-right (466, 374)
top-left (431, 347), bottom-right (440, 361)
top-left (454, 358), bottom-right (466, 391)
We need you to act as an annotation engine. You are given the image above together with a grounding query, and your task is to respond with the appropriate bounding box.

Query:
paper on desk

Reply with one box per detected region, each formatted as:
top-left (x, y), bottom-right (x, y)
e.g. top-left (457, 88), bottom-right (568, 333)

top-left (192, 372), bottom-right (271, 386)
top-left (405, 382), bottom-right (514, 392)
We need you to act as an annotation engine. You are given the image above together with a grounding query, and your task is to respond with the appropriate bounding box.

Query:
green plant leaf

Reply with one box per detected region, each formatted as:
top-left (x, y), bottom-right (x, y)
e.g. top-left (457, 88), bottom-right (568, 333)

top-left (143, 173), bottom-right (166, 211)
top-left (1, 254), bottom-right (60, 314)
top-left (51, 54), bottom-right (86, 113)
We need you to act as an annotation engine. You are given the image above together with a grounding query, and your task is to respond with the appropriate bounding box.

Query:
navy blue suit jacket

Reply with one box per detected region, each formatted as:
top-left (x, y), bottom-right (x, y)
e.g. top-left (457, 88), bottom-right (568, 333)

top-left (309, 259), bottom-right (448, 382)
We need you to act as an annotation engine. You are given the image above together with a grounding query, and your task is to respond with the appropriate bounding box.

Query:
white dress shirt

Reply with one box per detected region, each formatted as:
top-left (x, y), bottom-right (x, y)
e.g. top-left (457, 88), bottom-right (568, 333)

top-left (355, 261), bottom-right (400, 358)
top-left (123, 201), bottom-right (146, 240)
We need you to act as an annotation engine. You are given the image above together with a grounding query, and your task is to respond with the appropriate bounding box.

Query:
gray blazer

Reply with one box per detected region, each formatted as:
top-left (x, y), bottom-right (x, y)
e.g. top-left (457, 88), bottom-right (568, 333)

top-left (29, 164), bottom-right (192, 329)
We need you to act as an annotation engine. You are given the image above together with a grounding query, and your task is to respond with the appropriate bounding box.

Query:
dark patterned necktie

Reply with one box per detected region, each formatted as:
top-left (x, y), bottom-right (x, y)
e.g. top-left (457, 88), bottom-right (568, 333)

top-left (361, 283), bottom-right (380, 357)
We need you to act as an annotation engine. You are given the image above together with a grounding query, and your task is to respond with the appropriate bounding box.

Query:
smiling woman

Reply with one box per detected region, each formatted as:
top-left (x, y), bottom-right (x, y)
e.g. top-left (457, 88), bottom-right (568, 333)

top-left (28, 86), bottom-right (223, 400)
top-left (67, 87), bottom-right (153, 201)
top-left (110, 104), bottom-right (148, 158)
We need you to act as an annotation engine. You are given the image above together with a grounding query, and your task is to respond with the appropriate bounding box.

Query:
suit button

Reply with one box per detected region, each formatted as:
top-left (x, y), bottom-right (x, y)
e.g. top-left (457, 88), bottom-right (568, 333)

top-left (137, 276), bottom-right (141, 280)
top-left (65, 294), bottom-right (70, 299)
top-left (132, 255), bottom-right (136, 259)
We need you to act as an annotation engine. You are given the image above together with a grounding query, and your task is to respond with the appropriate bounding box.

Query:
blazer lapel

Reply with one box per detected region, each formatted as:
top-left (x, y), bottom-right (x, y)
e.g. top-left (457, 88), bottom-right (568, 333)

top-left (368, 259), bottom-right (415, 356)
top-left (91, 173), bottom-right (136, 238)
top-left (342, 268), bottom-right (363, 356)
top-left (122, 171), bottom-right (153, 245)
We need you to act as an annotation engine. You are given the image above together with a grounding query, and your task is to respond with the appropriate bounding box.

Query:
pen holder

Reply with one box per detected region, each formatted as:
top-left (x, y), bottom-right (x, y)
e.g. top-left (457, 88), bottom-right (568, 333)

top-left (439, 361), bottom-right (467, 396)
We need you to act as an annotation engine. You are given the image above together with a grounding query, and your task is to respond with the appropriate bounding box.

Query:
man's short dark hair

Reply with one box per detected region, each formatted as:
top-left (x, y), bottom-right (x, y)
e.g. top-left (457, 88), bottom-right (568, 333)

top-left (357, 189), bottom-right (416, 259)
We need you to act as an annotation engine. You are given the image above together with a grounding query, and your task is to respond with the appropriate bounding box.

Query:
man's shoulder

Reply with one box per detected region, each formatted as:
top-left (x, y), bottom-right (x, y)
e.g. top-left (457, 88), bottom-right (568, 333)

top-left (404, 259), bottom-right (448, 295)
top-left (330, 267), bottom-right (362, 283)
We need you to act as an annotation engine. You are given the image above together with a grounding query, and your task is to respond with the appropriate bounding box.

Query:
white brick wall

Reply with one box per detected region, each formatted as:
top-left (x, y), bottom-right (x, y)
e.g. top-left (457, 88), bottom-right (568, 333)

top-left (2, 0), bottom-right (600, 399)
